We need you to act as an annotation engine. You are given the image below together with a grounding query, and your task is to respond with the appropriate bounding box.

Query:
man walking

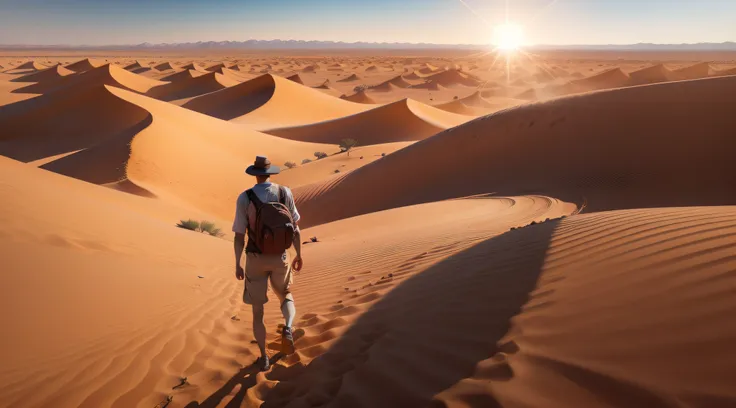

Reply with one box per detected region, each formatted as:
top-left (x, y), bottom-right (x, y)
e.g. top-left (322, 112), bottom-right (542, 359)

top-left (233, 156), bottom-right (303, 371)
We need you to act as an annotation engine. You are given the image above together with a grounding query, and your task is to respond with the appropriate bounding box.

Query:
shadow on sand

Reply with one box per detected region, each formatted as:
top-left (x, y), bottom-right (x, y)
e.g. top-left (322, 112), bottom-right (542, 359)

top-left (187, 219), bottom-right (561, 407)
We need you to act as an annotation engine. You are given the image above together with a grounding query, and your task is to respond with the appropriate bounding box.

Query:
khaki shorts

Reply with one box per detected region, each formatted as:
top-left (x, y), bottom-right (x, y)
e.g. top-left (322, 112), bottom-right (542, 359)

top-left (244, 252), bottom-right (293, 305)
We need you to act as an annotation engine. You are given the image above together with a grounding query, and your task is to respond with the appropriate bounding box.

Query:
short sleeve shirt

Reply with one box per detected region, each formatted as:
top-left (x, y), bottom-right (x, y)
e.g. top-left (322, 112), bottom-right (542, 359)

top-left (232, 182), bottom-right (300, 253)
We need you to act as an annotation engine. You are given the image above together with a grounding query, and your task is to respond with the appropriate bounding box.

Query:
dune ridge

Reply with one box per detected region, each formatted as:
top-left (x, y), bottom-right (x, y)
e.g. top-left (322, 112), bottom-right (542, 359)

top-left (266, 98), bottom-right (471, 145)
top-left (295, 75), bottom-right (736, 228)
top-left (182, 74), bottom-right (370, 130)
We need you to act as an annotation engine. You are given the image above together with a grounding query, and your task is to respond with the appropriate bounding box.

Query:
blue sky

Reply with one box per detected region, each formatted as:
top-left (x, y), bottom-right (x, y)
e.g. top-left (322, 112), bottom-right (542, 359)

top-left (0, 0), bottom-right (734, 45)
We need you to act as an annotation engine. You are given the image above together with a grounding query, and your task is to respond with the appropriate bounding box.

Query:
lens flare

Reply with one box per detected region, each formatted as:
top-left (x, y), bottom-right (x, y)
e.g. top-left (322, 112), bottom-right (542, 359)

top-left (493, 23), bottom-right (524, 51)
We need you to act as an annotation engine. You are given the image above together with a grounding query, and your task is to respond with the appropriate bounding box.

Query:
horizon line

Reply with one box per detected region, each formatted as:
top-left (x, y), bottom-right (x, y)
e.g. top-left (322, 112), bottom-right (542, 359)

top-left (1, 39), bottom-right (735, 49)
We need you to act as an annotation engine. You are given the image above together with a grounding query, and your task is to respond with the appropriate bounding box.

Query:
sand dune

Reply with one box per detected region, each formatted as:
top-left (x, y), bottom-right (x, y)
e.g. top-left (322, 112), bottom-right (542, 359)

top-left (337, 73), bottom-right (361, 82)
top-left (0, 83), bottom-right (152, 175)
top-left (180, 62), bottom-right (204, 71)
top-left (273, 142), bottom-right (413, 188)
top-left (403, 71), bottom-right (421, 80)
top-left (295, 75), bottom-right (736, 227)
top-left (253, 204), bottom-right (736, 407)
top-left (182, 74), bottom-right (370, 130)
top-left (153, 61), bottom-right (174, 71)
top-left (434, 92), bottom-right (523, 115)
top-left (0, 155), bottom-right (235, 408)
top-left (410, 81), bottom-right (443, 91)
top-left (10, 60), bottom-right (49, 71)
top-left (266, 98), bottom-right (471, 145)
top-left (64, 58), bottom-right (104, 73)
top-left (123, 61), bottom-right (145, 71)
top-left (286, 73), bottom-right (304, 84)
top-left (146, 71), bottom-right (240, 102)
top-left (672, 62), bottom-right (712, 80)
top-left (340, 89), bottom-right (377, 104)
top-left (12, 64), bottom-right (74, 83)
top-left (424, 69), bottom-right (482, 87)
top-left (3, 52), bottom-right (736, 408)
top-left (2, 81), bottom-right (335, 218)
top-left (710, 66), bottom-right (736, 77)
top-left (158, 69), bottom-right (207, 82)
top-left (205, 62), bottom-right (227, 72)
top-left (13, 64), bottom-right (165, 95)
top-left (628, 63), bottom-right (676, 85)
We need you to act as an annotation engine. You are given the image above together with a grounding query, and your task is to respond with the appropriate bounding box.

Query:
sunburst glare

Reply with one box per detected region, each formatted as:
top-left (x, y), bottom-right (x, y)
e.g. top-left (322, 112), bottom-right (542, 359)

top-left (493, 23), bottom-right (524, 51)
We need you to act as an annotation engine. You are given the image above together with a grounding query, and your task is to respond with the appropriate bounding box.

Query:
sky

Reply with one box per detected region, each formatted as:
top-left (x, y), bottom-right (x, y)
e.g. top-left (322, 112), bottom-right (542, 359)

top-left (0, 0), bottom-right (734, 46)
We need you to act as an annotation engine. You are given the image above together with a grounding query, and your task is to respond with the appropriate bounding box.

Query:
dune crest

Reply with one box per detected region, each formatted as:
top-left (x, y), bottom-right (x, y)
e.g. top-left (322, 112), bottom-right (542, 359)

top-left (64, 58), bottom-right (104, 73)
top-left (182, 74), bottom-right (371, 130)
top-left (13, 64), bottom-right (75, 83)
top-left (266, 98), bottom-right (471, 145)
top-left (295, 75), bottom-right (736, 227)
top-left (146, 71), bottom-right (240, 102)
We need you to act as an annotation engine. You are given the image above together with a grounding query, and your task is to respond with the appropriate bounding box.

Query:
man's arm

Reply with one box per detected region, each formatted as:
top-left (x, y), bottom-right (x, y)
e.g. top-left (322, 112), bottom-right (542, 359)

top-left (291, 225), bottom-right (303, 271)
top-left (234, 233), bottom-right (246, 279)
top-left (232, 193), bottom-right (249, 280)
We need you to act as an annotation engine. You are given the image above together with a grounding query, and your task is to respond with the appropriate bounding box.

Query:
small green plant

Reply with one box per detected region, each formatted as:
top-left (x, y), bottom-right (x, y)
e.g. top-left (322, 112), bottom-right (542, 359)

top-left (199, 220), bottom-right (216, 234)
top-left (339, 138), bottom-right (358, 157)
top-left (177, 219), bottom-right (224, 237)
top-left (177, 219), bottom-right (200, 231)
top-left (284, 161), bottom-right (297, 169)
top-left (302, 158), bottom-right (312, 165)
top-left (314, 152), bottom-right (328, 160)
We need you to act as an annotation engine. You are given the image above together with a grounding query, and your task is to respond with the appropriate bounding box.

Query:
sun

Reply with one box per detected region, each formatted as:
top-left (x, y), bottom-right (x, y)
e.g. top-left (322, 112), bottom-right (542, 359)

top-left (493, 23), bottom-right (524, 51)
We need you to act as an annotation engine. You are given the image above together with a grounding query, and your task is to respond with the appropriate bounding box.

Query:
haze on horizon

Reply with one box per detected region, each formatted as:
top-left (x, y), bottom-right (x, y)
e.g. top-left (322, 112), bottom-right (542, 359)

top-left (0, 0), bottom-right (734, 46)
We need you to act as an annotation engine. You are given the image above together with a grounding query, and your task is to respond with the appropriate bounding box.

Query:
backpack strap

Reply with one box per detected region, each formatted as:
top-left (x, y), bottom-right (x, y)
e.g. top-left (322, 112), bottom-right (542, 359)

top-left (278, 185), bottom-right (287, 205)
top-left (245, 189), bottom-right (263, 209)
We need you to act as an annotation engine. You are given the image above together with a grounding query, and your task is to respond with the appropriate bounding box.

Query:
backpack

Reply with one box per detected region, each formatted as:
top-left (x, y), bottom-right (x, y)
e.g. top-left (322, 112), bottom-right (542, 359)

top-left (246, 185), bottom-right (295, 255)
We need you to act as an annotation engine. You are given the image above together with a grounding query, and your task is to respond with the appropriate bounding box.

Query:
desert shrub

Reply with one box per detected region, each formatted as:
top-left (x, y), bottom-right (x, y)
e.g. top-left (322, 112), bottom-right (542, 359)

top-left (208, 228), bottom-right (224, 237)
top-left (314, 152), bottom-right (328, 160)
top-left (177, 219), bottom-right (224, 237)
top-left (381, 153), bottom-right (386, 157)
top-left (177, 219), bottom-right (200, 231)
top-left (302, 158), bottom-right (312, 165)
top-left (339, 138), bottom-right (358, 156)
top-left (199, 220), bottom-right (216, 234)
top-left (334, 169), bottom-right (341, 173)
top-left (353, 84), bottom-right (369, 93)
top-left (284, 161), bottom-right (297, 169)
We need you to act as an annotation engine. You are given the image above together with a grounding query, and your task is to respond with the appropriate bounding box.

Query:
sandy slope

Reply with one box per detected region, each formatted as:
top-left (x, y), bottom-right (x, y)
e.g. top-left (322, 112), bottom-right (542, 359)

top-left (266, 98), bottom-right (471, 144)
top-left (0, 156), bottom-right (234, 408)
top-left (295, 75), bottom-right (736, 228)
top-left (3, 51), bottom-right (736, 408)
top-left (146, 71), bottom-right (240, 102)
top-left (243, 205), bottom-right (736, 407)
top-left (182, 74), bottom-right (371, 130)
top-left (272, 142), bottom-right (414, 188)
top-left (13, 64), bottom-right (165, 95)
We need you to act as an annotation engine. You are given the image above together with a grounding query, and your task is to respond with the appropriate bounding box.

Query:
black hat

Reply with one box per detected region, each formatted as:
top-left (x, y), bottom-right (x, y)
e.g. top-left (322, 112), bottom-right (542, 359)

top-left (245, 156), bottom-right (280, 176)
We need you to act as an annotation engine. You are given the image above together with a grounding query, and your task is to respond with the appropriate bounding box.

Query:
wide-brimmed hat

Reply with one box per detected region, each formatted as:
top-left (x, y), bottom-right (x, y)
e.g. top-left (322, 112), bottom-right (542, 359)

top-left (246, 156), bottom-right (280, 176)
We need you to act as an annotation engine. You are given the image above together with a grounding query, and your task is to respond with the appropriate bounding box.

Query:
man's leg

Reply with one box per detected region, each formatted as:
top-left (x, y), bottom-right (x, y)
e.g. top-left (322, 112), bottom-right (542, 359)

top-left (281, 298), bottom-right (296, 328)
top-left (271, 254), bottom-right (296, 355)
top-left (244, 253), bottom-right (271, 370)
top-left (251, 303), bottom-right (267, 357)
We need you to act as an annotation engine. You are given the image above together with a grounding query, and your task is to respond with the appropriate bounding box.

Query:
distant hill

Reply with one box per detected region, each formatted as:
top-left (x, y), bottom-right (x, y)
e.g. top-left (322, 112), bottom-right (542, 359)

top-left (1, 40), bottom-right (734, 51)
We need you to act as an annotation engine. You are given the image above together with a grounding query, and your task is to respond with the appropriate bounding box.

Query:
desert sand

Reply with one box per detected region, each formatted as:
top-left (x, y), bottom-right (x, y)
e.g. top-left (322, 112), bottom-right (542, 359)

top-left (1, 49), bottom-right (736, 408)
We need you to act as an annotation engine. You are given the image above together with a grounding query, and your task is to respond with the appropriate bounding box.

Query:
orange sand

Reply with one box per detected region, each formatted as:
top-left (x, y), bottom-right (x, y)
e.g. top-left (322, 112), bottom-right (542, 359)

top-left (2, 50), bottom-right (736, 408)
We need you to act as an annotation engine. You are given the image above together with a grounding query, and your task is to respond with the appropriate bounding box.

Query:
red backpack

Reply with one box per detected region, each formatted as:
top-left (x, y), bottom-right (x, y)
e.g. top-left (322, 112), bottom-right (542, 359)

top-left (246, 186), bottom-right (295, 255)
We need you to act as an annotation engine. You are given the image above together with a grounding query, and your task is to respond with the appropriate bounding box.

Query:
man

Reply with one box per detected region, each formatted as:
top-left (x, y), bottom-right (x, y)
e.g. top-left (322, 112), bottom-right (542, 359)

top-left (233, 156), bottom-right (303, 371)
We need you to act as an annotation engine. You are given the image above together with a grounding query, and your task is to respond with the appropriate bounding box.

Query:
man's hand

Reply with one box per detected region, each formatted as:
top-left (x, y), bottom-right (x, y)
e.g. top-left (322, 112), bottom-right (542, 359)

top-left (292, 255), bottom-right (303, 272)
top-left (236, 265), bottom-right (245, 280)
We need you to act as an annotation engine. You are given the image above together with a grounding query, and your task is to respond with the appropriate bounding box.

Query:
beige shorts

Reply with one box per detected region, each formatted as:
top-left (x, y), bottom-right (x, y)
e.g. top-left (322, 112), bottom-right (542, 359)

top-left (244, 252), bottom-right (293, 305)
